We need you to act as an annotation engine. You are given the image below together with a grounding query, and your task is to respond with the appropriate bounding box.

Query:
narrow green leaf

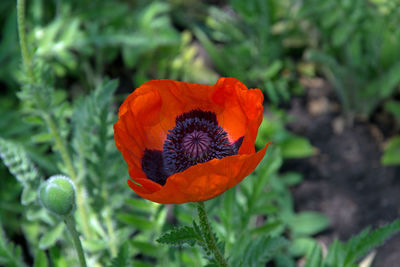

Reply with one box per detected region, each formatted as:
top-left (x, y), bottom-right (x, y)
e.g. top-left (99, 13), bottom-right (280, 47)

top-left (0, 224), bottom-right (26, 267)
top-left (156, 226), bottom-right (202, 247)
top-left (382, 136), bottom-right (400, 166)
top-left (82, 239), bottom-right (107, 252)
top-left (125, 198), bottom-right (153, 213)
top-left (264, 60), bottom-right (283, 79)
top-left (239, 236), bottom-right (288, 267)
top-left (332, 24), bottom-right (353, 47)
top-left (288, 212), bottom-right (329, 236)
top-left (250, 221), bottom-right (283, 235)
top-left (281, 172), bottom-right (303, 186)
top-left (265, 81), bottom-right (279, 104)
top-left (0, 137), bottom-right (41, 184)
top-left (324, 240), bottom-right (345, 267)
top-left (33, 249), bottom-right (48, 267)
top-left (289, 237), bottom-right (317, 257)
top-left (193, 27), bottom-right (227, 74)
top-left (130, 240), bottom-right (159, 257)
top-left (281, 136), bottom-right (315, 159)
top-left (109, 242), bottom-right (130, 267)
top-left (304, 243), bottom-right (322, 267)
top-left (39, 223), bottom-right (65, 249)
top-left (31, 133), bottom-right (53, 143)
top-left (385, 101), bottom-right (400, 120)
top-left (21, 185), bottom-right (37, 205)
top-left (116, 213), bottom-right (154, 231)
top-left (344, 219), bottom-right (400, 266)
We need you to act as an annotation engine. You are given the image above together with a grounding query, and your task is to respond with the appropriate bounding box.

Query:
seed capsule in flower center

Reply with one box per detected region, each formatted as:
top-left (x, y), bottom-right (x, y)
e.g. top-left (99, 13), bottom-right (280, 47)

top-left (182, 130), bottom-right (211, 158)
top-left (141, 109), bottom-right (244, 186)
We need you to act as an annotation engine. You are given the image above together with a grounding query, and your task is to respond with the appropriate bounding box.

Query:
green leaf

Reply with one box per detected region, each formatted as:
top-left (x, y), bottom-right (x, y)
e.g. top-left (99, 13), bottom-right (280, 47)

top-left (304, 243), bottom-right (322, 267)
top-left (281, 172), bottom-right (303, 186)
top-left (381, 136), bottom-right (400, 166)
top-left (109, 242), bottom-right (130, 267)
top-left (31, 133), bottom-right (53, 144)
top-left (125, 198), bottom-right (155, 213)
top-left (288, 212), bottom-right (329, 236)
top-left (385, 101), bottom-right (400, 120)
top-left (48, 247), bottom-right (67, 267)
top-left (321, 8), bottom-right (341, 29)
top-left (332, 24), bottom-right (353, 47)
top-left (237, 236), bottom-right (288, 267)
top-left (82, 239), bottom-right (107, 252)
top-left (130, 240), bottom-right (159, 257)
top-left (343, 219), bottom-right (400, 266)
top-left (33, 249), bottom-right (48, 267)
top-left (193, 27), bottom-right (228, 75)
top-left (116, 213), bottom-right (155, 231)
top-left (156, 226), bottom-right (203, 247)
top-left (21, 185), bottom-right (37, 205)
top-left (289, 237), bottom-right (317, 257)
top-left (324, 240), bottom-right (345, 267)
top-left (265, 81), bottom-right (280, 104)
top-left (375, 63), bottom-right (400, 98)
top-left (264, 60), bottom-right (283, 79)
top-left (250, 221), bottom-right (283, 236)
top-left (39, 223), bottom-right (65, 249)
top-left (0, 224), bottom-right (26, 267)
top-left (0, 138), bottom-right (41, 184)
top-left (281, 136), bottom-right (315, 159)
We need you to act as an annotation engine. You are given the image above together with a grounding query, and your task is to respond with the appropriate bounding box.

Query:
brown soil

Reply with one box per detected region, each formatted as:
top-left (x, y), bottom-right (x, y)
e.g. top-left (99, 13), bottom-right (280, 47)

top-left (282, 78), bottom-right (400, 267)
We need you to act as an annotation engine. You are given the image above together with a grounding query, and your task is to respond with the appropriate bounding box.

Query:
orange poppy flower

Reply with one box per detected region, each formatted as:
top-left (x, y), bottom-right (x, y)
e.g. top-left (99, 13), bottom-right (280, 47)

top-left (114, 77), bottom-right (269, 204)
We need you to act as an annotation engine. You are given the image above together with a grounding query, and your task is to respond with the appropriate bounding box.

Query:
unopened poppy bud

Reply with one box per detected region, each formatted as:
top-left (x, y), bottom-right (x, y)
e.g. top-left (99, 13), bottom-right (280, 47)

top-left (39, 175), bottom-right (76, 216)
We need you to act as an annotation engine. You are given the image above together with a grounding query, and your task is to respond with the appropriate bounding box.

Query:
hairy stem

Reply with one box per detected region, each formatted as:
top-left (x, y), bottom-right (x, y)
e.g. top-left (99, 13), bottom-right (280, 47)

top-left (16, 2), bottom-right (93, 238)
top-left (44, 114), bottom-right (93, 238)
top-left (64, 216), bottom-right (88, 267)
top-left (196, 202), bottom-right (229, 267)
top-left (16, 0), bottom-right (34, 82)
top-left (102, 190), bottom-right (117, 257)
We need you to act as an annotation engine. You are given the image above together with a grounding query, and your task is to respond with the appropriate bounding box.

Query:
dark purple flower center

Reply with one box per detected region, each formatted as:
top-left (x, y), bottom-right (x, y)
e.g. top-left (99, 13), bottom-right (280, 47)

top-left (141, 110), bottom-right (243, 185)
top-left (182, 130), bottom-right (211, 158)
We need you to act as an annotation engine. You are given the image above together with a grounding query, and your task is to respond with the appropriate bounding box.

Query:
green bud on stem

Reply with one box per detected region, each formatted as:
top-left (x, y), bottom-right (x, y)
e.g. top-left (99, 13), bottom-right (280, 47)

top-left (39, 175), bottom-right (76, 216)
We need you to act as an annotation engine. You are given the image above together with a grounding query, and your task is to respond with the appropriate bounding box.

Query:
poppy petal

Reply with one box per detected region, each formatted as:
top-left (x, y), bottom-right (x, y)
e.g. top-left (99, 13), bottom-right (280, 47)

top-left (128, 143), bottom-right (269, 204)
top-left (211, 78), bottom-right (264, 153)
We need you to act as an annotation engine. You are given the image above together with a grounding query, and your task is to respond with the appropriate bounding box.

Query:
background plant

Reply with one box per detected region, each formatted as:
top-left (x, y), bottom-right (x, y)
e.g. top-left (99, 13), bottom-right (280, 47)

top-left (192, 0), bottom-right (306, 105)
top-left (298, 0), bottom-right (400, 121)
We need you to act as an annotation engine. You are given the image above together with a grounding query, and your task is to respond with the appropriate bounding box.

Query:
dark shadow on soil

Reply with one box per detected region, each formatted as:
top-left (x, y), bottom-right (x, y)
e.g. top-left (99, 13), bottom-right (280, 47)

top-left (282, 78), bottom-right (400, 267)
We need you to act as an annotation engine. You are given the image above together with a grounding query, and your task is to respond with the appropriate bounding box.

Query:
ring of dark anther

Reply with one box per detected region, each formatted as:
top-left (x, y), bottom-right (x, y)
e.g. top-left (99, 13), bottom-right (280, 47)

top-left (141, 110), bottom-right (244, 185)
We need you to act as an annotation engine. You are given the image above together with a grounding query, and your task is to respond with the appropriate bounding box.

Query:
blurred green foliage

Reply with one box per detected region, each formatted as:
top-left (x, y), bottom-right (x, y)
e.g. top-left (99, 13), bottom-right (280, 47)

top-left (299, 0), bottom-right (400, 120)
top-left (1, 0), bottom-right (400, 266)
top-left (194, 0), bottom-right (305, 105)
top-left (382, 101), bottom-right (400, 166)
top-left (304, 219), bottom-right (400, 267)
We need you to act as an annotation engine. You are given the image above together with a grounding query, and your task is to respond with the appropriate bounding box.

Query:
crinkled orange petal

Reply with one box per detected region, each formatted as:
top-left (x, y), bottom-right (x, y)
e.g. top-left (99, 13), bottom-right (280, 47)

top-left (139, 80), bottom-right (222, 133)
top-left (211, 78), bottom-right (264, 153)
top-left (128, 143), bottom-right (269, 204)
top-left (128, 178), bottom-right (162, 194)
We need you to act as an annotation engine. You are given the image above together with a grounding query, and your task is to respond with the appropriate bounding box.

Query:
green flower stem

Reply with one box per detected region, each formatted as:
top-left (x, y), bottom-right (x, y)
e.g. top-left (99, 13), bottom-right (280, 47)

top-left (17, 0), bottom-right (34, 82)
top-left (44, 114), bottom-right (93, 239)
top-left (102, 190), bottom-right (117, 257)
top-left (44, 114), bottom-right (77, 179)
top-left (64, 216), bottom-right (88, 267)
top-left (196, 202), bottom-right (229, 267)
top-left (17, 0), bottom-right (92, 241)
